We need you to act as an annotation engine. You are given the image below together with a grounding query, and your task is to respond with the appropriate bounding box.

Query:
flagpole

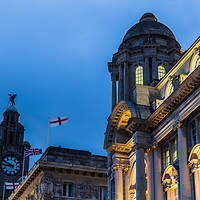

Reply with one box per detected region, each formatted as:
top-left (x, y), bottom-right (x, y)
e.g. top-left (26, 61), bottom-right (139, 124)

top-left (2, 182), bottom-right (5, 200)
top-left (47, 117), bottom-right (50, 146)
top-left (22, 150), bottom-right (25, 179)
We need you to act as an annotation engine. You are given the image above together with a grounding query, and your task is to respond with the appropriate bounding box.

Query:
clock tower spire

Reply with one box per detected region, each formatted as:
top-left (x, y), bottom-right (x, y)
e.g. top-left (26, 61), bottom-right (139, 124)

top-left (0, 97), bottom-right (30, 199)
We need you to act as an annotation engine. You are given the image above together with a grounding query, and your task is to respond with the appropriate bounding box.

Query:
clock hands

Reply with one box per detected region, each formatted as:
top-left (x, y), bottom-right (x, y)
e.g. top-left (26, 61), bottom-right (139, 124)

top-left (3, 160), bottom-right (14, 168)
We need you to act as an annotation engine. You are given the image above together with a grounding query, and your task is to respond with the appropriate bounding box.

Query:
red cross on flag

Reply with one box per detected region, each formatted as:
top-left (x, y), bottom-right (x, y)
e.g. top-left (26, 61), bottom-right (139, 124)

top-left (49, 116), bottom-right (69, 127)
top-left (5, 182), bottom-right (19, 190)
top-left (25, 148), bottom-right (42, 157)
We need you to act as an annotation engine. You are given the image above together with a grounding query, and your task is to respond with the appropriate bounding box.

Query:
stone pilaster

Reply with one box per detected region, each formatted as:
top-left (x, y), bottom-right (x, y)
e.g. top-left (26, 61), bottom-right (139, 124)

top-left (144, 57), bottom-right (149, 85)
top-left (136, 147), bottom-right (146, 200)
top-left (124, 62), bottom-right (129, 101)
top-left (111, 73), bottom-right (117, 109)
top-left (189, 160), bottom-right (200, 200)
top-left (177, 121), bottom-right (192, 199)
top-left (113, 164), bottom-right (123, 200)
top-left (146, 149), bottom-right (154, 200)
top-left (124, 165), bottom-right (130, 200)
top-left (153, 146), bottom-right (164, 200)
top-left (118, 64), bottom-right (124, 101)
top-left (152, 57), bottom-right (157, 80)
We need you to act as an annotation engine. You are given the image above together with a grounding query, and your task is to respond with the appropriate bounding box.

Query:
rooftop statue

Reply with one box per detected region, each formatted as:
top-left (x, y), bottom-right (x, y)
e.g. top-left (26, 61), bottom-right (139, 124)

top-left (8, 94), bottom-right (17, 106)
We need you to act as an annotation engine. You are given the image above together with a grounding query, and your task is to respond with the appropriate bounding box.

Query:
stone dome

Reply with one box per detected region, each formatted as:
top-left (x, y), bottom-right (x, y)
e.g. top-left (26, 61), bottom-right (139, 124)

top-left (123, 12), bottom-right (176, 42)
top-left (6, 105), bottom-right (18, 112)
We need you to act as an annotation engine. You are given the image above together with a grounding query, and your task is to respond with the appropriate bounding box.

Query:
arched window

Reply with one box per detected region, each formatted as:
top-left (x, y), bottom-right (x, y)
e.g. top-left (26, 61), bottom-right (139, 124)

top-left (195, 57), bottom-right (200, 69)
top-left (135, 66), bottom-right (143, 85)
top-left (158, 65), bottom-right (165, 79)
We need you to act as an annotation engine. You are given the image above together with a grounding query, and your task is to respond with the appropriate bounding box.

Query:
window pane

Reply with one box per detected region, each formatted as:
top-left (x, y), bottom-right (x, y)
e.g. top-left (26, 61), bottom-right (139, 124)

top-left (174, 187), bottom-right (178, 200)
top-left (158, 65), bottom-right (165, 79)
top-left (172, 138), bottom-right (177, 162)
top-left (63, 184), bottom-right (67, 196)
top-left (68, 183), bottom-right (73, 197)
top-left (135, 66), bottom-right (143, 85)
top-left (191, 121), bottom-right (197, 146)
top-left (165, 145), bottom-right (170, 167)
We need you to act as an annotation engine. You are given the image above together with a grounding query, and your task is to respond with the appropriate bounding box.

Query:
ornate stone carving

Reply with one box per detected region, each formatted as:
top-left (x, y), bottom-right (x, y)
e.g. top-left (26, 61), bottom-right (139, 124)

top-left (33, 177), bottom-right (54, 199)
top-left (76, 182), bottom-right (99, 199)
top-left (173, 120), bottom-right (182, 131)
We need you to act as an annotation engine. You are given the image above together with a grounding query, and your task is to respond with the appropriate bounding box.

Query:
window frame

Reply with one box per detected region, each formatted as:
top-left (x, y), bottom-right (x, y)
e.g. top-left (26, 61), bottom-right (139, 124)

top-left (100, 186), bottom-right (108, 200)
top-left (158, 65), bottom-right (165, 80)
top-left (162, 135), bottom-right (178, 170)
top-left (62, 182), bottom-right (74, 197)
top-left (135, 65), bottom-right (143, 85)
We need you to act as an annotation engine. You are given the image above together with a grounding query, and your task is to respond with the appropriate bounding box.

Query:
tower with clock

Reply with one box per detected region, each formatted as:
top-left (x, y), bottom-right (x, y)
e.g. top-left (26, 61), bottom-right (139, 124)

top-left (0, 104), bottom-right (30, 199)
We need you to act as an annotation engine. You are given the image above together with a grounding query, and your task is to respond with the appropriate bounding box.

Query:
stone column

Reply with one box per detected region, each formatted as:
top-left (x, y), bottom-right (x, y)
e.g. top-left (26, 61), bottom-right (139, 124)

top-left (152, 57), bottom-right (157, 80)
top-left (111, 74), bottom-right (117, 109)
top-left (147, 150), bottom-right (154, 200)
top-left (153, 146), bottom-right (164, 200)
top-left (177, 122), bottom-right (192, 200)
top-left (144, 57), bottom-right (149, 85)
top-left (124, 62), bottom-right (129, 101)
top-left (115, 165), bottom-right (123, 200)
top-left (193, 166), bottom-right (200, 200)
top-left (136, 147), bottom-right (146, 200)
top-left (130, 63), bottom-right (135, 102)
top-left (118, 64), bottom-right (124, 101)
top-left (124, 166), bottom-right (130, 200)
top-left (191, 164), bottom-right (200, 200)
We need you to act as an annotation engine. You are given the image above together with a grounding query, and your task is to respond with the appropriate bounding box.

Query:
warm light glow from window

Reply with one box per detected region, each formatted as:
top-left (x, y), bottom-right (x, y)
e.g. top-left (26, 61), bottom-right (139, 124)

top-left (135, 66), bottom-right (143, 85)
top-left (158, 65), bottom-right (165, 79)
top-left (172, 138), bottom-right (177, 162)
top-left (164, 145), bottom-right (170, 168)
top-left (173, 187), bottom-right (178, 200)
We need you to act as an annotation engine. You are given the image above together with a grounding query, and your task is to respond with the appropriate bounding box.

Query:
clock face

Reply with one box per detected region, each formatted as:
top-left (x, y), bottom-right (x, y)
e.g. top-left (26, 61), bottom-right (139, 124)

top-left (1, 155), bottom-right (21, 176)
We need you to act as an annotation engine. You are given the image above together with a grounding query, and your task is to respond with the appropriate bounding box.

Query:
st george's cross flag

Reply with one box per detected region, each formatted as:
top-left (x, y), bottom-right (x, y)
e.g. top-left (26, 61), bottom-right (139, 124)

top-left (25, 148), bottom-right (42, 157)
top-left (5, 182), bottom-right (19, 190)
top-left (49, 116), bottom-right (69, 127)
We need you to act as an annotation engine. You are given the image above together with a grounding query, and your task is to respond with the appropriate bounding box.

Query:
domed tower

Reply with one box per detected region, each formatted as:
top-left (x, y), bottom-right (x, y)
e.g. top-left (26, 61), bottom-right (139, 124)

top-left (0, 105), bottom-right (30, 199)
top-left (109, 12), bottom-right (182, 109)
top-left (104, 13), bottom-right (183, 200)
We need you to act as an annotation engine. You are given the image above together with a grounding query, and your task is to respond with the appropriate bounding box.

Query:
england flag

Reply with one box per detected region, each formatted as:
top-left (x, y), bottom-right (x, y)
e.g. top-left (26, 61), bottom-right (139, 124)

top-left (5, 182), bottom-right (19, 190)
top-left (49, 116), bottom-right (69, 127)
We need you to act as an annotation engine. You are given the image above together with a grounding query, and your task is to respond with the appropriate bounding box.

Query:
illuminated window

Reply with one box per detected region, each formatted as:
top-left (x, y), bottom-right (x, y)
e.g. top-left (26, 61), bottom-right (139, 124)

top-left (195, 57), bottom-right (200, 69)
top-left (135, 66), bottom-right (143, 85)
top-left (191, 121), bottom-right (197, 146)
top-left (172, 138), bottom-right (177, 162)
top-left (164, 144), bottom-right (170, 168)
top-left (158, 65), bottom-right (165, 79)
top-left (169, 82), bottom-right (174, 95)
top-left (173, 187), bottom-right (178, 200)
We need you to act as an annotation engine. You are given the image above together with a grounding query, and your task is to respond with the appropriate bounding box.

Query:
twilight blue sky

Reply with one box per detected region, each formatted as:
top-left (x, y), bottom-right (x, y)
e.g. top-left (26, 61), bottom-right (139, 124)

top-left (0, 0), bottom-right (200, 168)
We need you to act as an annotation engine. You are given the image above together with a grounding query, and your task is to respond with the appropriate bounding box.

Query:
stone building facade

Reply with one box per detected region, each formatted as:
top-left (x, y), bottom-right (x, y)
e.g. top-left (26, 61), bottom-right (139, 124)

top-left (8, 146), bottom-right (107, 200)
top-left (0, 106), bottom-right (30, 199)
top-left (104, 13), bottom-right (200, 200)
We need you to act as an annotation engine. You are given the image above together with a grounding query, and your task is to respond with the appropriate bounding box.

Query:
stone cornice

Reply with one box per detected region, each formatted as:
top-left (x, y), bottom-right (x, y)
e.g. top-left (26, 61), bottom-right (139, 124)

top-left (156, 37), bottom-right (200, 90)
top-left (148, 64), bottom-right (200, 128)
top-left (107, 139), bottom-right (134, 153)
top-left (126, 118), bottom-right (150, 133)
